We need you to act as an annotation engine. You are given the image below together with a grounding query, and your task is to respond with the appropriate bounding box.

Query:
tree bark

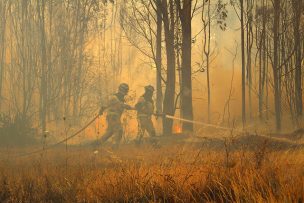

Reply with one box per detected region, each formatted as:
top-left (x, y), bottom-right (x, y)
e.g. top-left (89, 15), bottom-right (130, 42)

top-left (293, 0), bottom-right (303, 117)
top-left (202, 0), bottom-right (211, 123)
top-left (38, 0), bottom-right (48, 133)
top-left (156, 0), bottom-right (163, 115)
top-left (246, 0), bottom-right (253, 119)
top-left (240, 0), bottom-right (246, 127)
top-left (0, 1), bottom-right (8, 111)
top-left (258, 0), bottom-right (267, 120)
top-left (273, 0), bottom-right (281, 131)
top-left (177, 0), bottom-right (193, 132)
top-left (162, 0), bottom-right (176, 135)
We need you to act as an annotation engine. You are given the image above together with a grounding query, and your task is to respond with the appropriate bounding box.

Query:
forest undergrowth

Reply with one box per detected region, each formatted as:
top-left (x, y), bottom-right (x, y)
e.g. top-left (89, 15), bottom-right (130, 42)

top-left (0, 141), bottom-right (303, 202)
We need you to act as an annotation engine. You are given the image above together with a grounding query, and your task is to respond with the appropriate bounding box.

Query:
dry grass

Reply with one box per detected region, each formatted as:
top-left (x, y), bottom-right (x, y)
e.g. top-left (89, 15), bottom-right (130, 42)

top-left (0, 142), bottom-right (303, 202)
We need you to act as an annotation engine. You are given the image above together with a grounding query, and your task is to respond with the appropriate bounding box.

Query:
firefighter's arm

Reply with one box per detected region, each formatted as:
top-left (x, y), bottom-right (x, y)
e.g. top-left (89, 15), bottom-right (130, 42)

top-left (99, 95), bottom-right (118, 115)
top-left (153, 112), bottom-right (166, 120)
top-left (135, 97), bottom-right (145, 111)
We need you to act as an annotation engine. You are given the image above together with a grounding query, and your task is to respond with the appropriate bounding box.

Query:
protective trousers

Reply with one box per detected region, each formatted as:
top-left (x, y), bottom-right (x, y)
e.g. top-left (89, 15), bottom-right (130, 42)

top-left (101, 114), bottom-right (123, 148)
top-left (137, 116), bottom-right (155, 143)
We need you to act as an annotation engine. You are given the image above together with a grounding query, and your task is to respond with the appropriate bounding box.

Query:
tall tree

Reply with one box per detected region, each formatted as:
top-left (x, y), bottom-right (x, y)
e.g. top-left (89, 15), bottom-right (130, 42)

top-left (246, 0), bottom-right (254, 119)
top-left (0, 0), bottom-right (8, 110)
top-left (176, 0), bottom-right (193, 132)
top-left (162, 0), bottom-right (176, 135)
top-left (156, 0), bottom-right (163, 115)
top-left (256, 0), bottom-right (268, 121)
top-left (292, 0), bottom-right (303, 117)
top-left (272, 0), bottom-right (282, 131)
top-left (37, 0), bottom-right (48, 133)
top-left (202, 0), bottom-right (211, 123)
top-left (240, 0), bottom-right (246, 127)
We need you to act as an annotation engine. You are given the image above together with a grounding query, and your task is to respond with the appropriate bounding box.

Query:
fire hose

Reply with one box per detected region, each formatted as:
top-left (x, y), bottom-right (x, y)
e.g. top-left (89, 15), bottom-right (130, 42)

top-left (4, 113), bottom-right (243, 159)
top-left (3, 114), bottom-right (99, 159)
top-left (156, 114), bottom-right (244, 133)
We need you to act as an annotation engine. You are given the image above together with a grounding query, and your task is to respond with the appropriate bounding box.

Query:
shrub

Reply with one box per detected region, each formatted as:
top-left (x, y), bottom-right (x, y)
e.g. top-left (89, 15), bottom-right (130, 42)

top-left (0, 113), bottom-right (37, 146)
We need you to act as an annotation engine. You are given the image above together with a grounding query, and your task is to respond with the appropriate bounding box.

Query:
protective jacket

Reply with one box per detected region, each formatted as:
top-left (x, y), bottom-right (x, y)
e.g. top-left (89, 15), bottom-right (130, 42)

top-left (106, 93), bottom-right (132, 118)
top-left (135, 95), bottom-right (154, 118)
top-left (99, 92), bottom-right (132, 148)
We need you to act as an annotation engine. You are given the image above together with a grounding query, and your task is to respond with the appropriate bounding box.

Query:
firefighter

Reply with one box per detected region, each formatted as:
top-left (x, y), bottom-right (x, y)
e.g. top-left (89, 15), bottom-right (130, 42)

top-left (135, 85), bottom-right (156, 145)
top-left (98, 83), bottom-right (133, 148)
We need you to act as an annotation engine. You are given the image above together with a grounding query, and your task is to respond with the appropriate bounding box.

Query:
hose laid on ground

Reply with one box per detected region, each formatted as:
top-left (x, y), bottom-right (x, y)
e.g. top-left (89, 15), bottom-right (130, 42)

top-left (2, 113), bottom-right (247, 160)
top-left (3, 114), bottom-right (99, 159)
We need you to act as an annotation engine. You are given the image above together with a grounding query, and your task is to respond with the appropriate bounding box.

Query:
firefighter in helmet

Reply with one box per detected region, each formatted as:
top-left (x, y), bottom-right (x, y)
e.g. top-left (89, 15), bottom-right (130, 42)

top-left (135, 85), bottom-right (156, 144)
top-left (99, 83), bottom-right (134, 148)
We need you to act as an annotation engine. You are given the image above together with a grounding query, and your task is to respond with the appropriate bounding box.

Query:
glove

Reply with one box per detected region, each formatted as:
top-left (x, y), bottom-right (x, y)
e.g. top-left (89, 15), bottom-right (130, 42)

top-left (124, 104), bottom-right (135, 110)
top-left (154, 112), bottom-right (165, 120)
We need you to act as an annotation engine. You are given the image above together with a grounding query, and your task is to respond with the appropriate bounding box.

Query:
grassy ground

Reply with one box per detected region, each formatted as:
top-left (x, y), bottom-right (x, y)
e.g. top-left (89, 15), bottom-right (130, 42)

top-left (0, 137), bottom-right (303, 202)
